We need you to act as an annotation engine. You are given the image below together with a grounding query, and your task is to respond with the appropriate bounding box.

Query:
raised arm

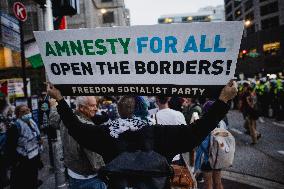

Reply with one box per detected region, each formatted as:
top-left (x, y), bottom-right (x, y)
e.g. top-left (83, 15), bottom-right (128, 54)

top-left (153, 81), bottom-right (237, 157)
top-left (47, 84), bottom-right (111, 154)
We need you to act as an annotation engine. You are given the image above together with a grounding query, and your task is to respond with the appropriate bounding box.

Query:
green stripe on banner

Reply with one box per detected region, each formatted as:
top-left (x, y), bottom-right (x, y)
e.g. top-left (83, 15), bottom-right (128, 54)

top-left (27, 54), bottom-right (43, 68)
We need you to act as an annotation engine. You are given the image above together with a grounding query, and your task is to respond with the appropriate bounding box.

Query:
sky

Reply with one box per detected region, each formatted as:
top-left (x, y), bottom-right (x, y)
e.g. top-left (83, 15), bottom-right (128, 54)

top-left (124, 0), bottom-right (224, 25)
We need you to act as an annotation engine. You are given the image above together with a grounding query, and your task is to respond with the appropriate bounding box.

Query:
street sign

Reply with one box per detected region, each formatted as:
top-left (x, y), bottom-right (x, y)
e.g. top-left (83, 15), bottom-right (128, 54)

top-left (0, 11), bottom-right (20, 33)
top-left (0, 11), bottom-right (20, 51)
top-left (0, 25), bottom-right (21, 51)
top-left (13, 2), bottom-right (27, 22)
top-left (12, 2), bottom-right (28, 99)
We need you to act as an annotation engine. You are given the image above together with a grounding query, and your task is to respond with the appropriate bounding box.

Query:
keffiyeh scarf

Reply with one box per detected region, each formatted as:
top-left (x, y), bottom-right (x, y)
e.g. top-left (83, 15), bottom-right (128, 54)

top-left (109, 117), bottom-right (149, 138)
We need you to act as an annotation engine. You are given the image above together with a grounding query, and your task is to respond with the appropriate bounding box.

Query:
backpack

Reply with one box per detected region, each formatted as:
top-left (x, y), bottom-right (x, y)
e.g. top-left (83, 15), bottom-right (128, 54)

top-left (208, 128), bottom-right (235, 169)
top-left (99, 150), bottom-right (173, 189)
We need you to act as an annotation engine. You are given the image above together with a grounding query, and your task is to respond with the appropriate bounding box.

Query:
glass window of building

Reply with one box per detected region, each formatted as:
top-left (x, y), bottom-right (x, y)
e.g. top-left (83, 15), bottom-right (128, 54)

top-left (225, 0), bottom-right (231, 5)
top-left (182, 17), bottom-right (190, 23)
top-left (234, 0), bottom-right (241, 8)
top-left (225, 4), bottom-right (232, 15)
top-left (259, 0), bottom-right (269, 3)
top-left (161, 18), bottom-right (174, 24)
top-left (244, 0), bottom-right (253, 12)
top-left (261, 16), bottom-right (279, 30)
top-left (103, 11), bottom-right (114, 23)
top-left (101, 0), bottom-right (113, 2)
top-left (245, 11), bottom-right (254, 20)
top-left (0, 46), bottom-right (21, 69)
top-left (260, 1), bottom-right (279, 16)
top-left (0, 0), bottom-right (9, 12)
top-left (158, 18), bottom-right (165, 24)
top-left (246, 24), bottom-right (255, 35)
top-left (23, 11), bottom-right (39, 39)
top-left (227, 15), bottom-right (233, 21)
top-left (263, 42), bottom-right (280, 55)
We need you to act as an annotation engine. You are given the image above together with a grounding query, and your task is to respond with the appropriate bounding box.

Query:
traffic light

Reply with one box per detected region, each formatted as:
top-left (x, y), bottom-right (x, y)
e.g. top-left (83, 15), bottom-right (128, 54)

top-left (33, 0), bottom-right (79, 16)
top-left (52, 0), bottom-right (79, 17)
top-left (241, 50), bottom-right (247, 60)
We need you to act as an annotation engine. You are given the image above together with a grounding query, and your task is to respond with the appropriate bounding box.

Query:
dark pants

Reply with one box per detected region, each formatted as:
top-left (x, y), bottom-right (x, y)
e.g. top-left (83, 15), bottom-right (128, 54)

top-left (10, 155), bottom-right (40, 189)
top-left (68, 175), bottom-right (107, 189)
top-left (0, 158), bottom-right (9, 189)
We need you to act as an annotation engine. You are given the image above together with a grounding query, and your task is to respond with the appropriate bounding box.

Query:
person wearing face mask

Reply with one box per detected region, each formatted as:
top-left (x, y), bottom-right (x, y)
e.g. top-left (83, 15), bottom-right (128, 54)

top-left (6, 104), bottom-right (43, 189)
top-left (0, 114), bottom-right (9, 189)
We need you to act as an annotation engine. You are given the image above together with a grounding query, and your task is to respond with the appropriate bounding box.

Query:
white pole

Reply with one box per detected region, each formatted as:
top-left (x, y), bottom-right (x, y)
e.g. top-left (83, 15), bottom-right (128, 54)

top-left (42, 0), bottom-right (53, 81)
top-left (44, 0), bottom-right (54, 31)
top-left (43, 2), bottom-right (68, 188)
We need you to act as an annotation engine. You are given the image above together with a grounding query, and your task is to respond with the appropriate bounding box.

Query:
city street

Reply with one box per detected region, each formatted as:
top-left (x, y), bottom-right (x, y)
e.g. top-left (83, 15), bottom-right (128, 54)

top-left (0, 0), bottom-right (283, 189)
top-left (36, 110), bottom-right (284, 189)
top-left (222, 110), bottom-right (284, 189)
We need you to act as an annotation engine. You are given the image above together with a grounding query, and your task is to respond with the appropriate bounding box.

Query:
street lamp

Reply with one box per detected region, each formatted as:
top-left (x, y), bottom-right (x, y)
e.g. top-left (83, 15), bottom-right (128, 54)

top-left (100, 8), bottom-right (107, 14)
top-left (244, 19), bottom-right (252, 27)
top-left (164, 18), bottom-right (173, 24)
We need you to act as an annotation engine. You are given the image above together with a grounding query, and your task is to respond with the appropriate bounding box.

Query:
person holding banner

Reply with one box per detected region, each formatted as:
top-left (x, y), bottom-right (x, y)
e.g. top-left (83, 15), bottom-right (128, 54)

top-left (49, 97), bottom-right (107, 189)
top-left (46, 80), bottom-right (237, 189)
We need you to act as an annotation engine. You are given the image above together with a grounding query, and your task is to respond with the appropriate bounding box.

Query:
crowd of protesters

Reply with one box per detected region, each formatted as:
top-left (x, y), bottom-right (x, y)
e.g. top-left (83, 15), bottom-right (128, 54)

top-left (0, 97), bottom-right (44, 189)
top-left (235, 73), bottom-right (284, 120)
top-left (234, 73), bottom-right (284, 144)
top-left (0, 80), bottom-right (248, 189)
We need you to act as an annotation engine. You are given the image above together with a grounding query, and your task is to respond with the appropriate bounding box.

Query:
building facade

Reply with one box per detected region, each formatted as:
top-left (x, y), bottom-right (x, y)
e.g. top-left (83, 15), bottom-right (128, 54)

top-left (158, 5), bottom-right (225, 24)
top-left (0, 0), bottom-right (129, 96)
top-left (67, 0), bottom-right (130, 29)
top-left (0, 0), bottom-right (47, 96)
top-left (225, 0), bottom-right (284, 76)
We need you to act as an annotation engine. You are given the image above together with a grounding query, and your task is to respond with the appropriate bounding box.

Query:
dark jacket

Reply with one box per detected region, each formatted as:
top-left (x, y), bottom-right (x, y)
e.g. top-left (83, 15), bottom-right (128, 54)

top-left (49, 107), bottom-right (105, 176)
top-left (56, 99), bottom-right (229, 164)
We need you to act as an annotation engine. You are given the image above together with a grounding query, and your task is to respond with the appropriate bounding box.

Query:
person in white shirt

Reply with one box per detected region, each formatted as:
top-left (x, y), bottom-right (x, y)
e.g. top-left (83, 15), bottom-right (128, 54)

top-left (155, 97), bottom-right (186, 125)
top-left (155, 96), bottom-right (186, 162)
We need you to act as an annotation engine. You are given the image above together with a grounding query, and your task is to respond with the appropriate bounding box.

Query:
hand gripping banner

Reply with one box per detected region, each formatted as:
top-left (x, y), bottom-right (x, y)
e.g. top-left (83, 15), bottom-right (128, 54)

top-left (34, 22), bottom-right (243, 96)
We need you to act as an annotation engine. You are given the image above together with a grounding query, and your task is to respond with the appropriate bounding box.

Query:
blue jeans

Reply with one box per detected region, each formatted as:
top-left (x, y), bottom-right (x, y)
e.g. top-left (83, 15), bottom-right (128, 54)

top-left (68, 175), bottom-right (107, 189)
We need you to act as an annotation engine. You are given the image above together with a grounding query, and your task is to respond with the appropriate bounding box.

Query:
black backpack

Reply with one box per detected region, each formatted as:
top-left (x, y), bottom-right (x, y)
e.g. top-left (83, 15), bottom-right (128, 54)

top-left (99, 150), bottom-right (173, 189)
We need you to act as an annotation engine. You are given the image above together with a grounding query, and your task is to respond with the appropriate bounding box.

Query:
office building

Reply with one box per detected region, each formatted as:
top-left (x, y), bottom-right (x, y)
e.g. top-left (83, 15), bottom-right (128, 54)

top-left (158, 5), bottom-right (225, 24)
top-left (225, 0), bottom-right (284, 76)
top-left (67, 0), bottom-right (130, 28)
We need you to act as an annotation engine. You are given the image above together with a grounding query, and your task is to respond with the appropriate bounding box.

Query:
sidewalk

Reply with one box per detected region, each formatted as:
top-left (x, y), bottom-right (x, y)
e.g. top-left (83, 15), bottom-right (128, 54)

top-left (220, 178), bottom-right (260, 189)
top-left (197, 178), bottom-right (261, 189)
top-left (39, 131), bottom-right (67, 189)
top-left (38, 137), bottom-right (56, 189)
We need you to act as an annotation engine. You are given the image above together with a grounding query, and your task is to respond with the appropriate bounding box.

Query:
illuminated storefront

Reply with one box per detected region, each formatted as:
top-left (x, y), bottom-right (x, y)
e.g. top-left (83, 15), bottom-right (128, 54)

top-left (0, 46), bottom-right (21, 69)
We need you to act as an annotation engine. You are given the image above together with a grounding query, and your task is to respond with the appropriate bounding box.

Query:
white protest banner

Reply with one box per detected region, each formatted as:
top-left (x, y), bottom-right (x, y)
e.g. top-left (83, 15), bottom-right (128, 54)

top-left (34, 22), bottom-right (243, 96)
